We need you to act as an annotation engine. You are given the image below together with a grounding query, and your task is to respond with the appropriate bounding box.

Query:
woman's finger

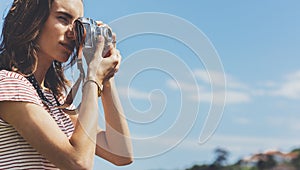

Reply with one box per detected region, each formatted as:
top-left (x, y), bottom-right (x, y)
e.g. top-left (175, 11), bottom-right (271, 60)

top-left (112, 33), bottom-right (117, 48)
top-left (96, 21), bottom-right (103, 26)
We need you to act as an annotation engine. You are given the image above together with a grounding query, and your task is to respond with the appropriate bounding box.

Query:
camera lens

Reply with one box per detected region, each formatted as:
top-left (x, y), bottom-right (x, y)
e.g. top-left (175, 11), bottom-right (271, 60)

top-left (95, 26), bottom-right (113, 44)
top-left (104, 27), bottom-right (113, 43)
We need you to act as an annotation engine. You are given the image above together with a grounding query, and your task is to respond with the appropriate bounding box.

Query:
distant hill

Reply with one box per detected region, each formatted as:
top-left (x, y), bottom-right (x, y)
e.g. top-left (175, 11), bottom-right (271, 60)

top-left (185, 147), bottom-right (300, 170)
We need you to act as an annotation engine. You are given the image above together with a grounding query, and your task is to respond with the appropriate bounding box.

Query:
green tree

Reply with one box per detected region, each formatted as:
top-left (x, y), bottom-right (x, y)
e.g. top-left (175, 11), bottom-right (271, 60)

top-left (212, 147), bottom-right (230, 167)
top-left (291, 149), bottom-right (300, 169)
top-left (256, 155), bottom-right (276, 170)
top-left (185, 165), bottom-right (209, 170)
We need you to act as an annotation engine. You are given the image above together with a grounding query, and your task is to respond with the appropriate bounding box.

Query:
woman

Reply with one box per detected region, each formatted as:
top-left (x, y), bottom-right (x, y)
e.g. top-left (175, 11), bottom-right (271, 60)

top-left (0, 0), bottom-right (133, 169)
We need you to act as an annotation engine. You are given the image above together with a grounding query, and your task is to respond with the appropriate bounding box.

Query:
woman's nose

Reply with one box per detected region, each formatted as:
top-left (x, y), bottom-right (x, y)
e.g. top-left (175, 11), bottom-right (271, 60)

top-left (66, 24), bottom-right (75, 40)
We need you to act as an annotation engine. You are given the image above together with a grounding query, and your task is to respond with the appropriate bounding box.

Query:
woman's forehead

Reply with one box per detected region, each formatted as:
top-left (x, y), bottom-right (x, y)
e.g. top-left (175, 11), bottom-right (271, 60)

top-left (51, 0), bottom-right (84, 19)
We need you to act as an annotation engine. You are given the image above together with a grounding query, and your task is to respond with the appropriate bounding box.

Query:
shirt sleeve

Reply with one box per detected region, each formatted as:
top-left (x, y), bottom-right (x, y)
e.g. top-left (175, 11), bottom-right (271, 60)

top-left (0, 71), bottom-right (41, 105)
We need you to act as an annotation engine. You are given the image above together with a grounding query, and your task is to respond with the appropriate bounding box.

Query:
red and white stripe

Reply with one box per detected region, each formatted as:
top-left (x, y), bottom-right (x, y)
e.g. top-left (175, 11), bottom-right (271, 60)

top-left (0, 70), bottom-right (75, 169)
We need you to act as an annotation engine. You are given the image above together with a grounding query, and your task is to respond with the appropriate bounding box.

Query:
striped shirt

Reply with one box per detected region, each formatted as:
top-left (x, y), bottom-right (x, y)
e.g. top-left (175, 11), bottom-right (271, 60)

top-left (0, 70), bottom-right (75, 169)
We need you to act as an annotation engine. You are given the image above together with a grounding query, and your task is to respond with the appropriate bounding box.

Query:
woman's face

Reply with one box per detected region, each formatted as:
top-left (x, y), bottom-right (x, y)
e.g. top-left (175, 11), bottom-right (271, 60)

top-left (37, 0), bottom-right (83, 64)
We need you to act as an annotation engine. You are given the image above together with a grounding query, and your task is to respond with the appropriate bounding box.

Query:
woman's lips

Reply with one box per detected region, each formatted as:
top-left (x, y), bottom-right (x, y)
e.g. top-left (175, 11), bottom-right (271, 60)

top-left (60, 42), bottom-right (74, 53)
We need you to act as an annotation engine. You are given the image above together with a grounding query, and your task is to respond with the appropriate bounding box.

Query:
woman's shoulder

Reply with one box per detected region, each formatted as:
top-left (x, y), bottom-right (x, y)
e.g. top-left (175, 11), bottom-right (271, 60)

top-left (0, 69), bottom-right (34, 88)
top-left (0, 69), bottom-right (28, 82)
top-left (0, 69), bottom-right (41, 104)
top-left (0, 69), bottom-right (37, 91)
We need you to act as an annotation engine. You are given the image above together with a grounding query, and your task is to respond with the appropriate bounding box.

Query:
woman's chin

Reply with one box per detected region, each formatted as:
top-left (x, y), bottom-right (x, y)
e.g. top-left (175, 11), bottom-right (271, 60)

top-left (57, 54), bottom-right (72, 63)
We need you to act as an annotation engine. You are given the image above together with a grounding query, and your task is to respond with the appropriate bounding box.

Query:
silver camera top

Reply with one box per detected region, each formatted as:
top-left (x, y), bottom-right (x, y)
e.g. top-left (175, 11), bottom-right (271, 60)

top-left (76, 17), bottom-right (113, 49)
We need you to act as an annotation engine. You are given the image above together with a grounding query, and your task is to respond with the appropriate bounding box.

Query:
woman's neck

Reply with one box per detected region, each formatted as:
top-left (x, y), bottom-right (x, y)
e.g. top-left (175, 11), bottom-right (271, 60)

top-left (34, 57), bottom-right (53, 89)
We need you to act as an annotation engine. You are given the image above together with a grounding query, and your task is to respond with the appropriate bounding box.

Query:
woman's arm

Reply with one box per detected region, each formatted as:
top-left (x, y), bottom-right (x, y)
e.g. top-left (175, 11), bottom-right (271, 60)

top-left (95, 78), bottom-right (133, 166)
top-left (0, 36), bottom-right (118, 170)
top-left (0, 81), bottom-right (99, 170)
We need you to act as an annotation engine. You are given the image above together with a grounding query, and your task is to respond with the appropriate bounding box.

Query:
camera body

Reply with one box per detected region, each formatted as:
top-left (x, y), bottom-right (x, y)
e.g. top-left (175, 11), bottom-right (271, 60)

top-left (75, 17), bottom-right (113, 49)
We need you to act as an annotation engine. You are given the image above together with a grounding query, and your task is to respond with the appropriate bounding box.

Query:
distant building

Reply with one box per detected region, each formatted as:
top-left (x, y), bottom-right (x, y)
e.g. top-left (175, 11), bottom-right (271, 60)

top-left (240, 149), bottom-right (299, 168)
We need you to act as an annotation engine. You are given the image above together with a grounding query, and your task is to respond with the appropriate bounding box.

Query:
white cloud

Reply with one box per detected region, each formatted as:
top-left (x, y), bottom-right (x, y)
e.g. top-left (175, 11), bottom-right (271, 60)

top-left (194, 69), bottom-right (226, 87)
top-left (189, 90), bottom-right (250, 104)
top-left (166, 69), bottom-right (251, 105)
top-left (119, 70), bottom-right (300, 106)
top-left (266, 115), bottom-right (300, 131)
top-left (225, 90), bottom-right (251, 104)
top-left (118, 87), bottom-right (150, 100)
top-left (167, 69), bottom-right (300, 105)
top-left (269, 71), bottom-right (300, 99)
top-left (254, 70), bottom-right (300, 99)
top-left (194, 69), bottom-right (248, 89)
top-left (233, 117), bottom-right (251, 125)
top-left (166, 79), bottom-right (203, 92)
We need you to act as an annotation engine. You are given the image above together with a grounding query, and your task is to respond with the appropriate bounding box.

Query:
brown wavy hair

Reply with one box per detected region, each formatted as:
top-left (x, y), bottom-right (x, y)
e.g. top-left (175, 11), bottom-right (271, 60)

top-left (0, 0), bottom-right (78, 99)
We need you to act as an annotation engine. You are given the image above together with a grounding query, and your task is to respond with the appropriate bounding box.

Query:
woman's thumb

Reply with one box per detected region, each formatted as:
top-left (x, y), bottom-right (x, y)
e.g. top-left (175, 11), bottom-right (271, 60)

top-left (95, 36), bottom-right (105, 57)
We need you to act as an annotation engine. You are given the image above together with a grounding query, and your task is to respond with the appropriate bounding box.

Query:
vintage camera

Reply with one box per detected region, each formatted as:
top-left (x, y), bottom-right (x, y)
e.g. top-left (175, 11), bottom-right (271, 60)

top-left (74, 17), bottom-right (113, 49)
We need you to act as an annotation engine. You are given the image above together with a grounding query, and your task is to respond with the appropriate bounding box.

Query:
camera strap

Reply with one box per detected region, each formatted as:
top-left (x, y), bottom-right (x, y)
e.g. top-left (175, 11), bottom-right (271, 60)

top-left (26, 74), bottom-right (61, 108)
top-left (56, 20), bottom-right (87, 114)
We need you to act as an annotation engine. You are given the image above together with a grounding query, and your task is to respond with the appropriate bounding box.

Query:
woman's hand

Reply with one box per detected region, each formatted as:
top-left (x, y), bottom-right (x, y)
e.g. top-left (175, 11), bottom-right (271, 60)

top-left (96, 42), bottom-right (121, 83)
top-left (84, 32), bottom-right (121, 85)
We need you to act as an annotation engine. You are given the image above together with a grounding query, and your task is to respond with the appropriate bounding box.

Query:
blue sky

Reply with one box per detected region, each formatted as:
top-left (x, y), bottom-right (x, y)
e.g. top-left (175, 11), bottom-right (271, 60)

top-left (1, 0), bottom-right (300, 170)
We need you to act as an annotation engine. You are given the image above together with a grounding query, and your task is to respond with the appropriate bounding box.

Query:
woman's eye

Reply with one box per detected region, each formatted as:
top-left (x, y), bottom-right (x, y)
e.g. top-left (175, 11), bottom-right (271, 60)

top-left (58, 16), bottom-right (69, 24)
